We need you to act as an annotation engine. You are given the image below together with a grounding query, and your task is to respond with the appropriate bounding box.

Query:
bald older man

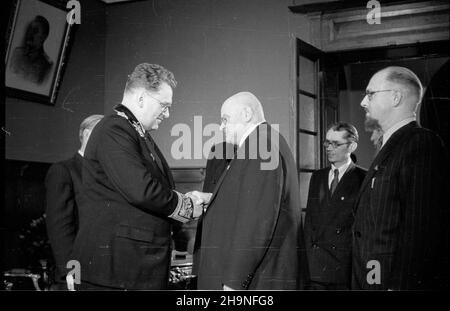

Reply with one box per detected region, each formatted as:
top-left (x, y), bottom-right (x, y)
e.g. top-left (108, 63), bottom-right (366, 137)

top-left (194, 92), bottom-right (307, 290)
top-left (352, 66), bottom-right (450, 290)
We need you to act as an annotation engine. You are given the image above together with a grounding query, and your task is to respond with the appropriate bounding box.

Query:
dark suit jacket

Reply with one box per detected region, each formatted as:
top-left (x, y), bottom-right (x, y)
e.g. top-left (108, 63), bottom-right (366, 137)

top-left (352, 121), bottom-right (450, 290)
top-left (202, 142), bottom-right (235, 193)
top-left (304, 162), bottom-right (366, 287)
top-left (45, 153), bottom-right (83, 283)
top-left (192, 142), bottom-right (234, 277)
top-left (70, 105), bottom-right (179, 289)
top-left (194, 123), bottom-right (307, 290)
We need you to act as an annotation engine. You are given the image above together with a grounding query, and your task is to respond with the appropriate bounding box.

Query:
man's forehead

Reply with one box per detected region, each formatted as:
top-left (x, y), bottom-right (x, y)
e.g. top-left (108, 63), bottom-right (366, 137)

top-left (221, 100), bottom-right (234, 114)
top-left (326, 129), bottom-right (347, 140)
top-left (367, 71), bottom-right (388, 89)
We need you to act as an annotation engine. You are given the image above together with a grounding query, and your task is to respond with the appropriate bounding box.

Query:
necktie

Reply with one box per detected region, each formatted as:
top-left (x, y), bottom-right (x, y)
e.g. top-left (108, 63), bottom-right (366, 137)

top-left (375, 135), bottom-right (383, 155)
top-left (377, 135), bottom-right (383, 149)
top-left (330, 169), bottom-right (339, 195)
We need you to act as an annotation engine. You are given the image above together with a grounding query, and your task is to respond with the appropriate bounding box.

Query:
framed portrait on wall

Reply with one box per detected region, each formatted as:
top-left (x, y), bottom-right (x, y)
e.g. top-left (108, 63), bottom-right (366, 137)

top-left (5, 0), bottom-right (75, 105)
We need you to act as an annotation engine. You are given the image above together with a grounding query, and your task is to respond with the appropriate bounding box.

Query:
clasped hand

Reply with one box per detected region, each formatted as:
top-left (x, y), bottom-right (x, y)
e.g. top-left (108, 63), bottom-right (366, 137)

top-left (185, 191), bottom-right (212, 218)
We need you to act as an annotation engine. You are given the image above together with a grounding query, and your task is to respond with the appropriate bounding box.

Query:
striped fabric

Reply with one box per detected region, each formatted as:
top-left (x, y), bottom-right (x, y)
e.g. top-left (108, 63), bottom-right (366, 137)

top-left (352, 121), bottom-right (450, 290)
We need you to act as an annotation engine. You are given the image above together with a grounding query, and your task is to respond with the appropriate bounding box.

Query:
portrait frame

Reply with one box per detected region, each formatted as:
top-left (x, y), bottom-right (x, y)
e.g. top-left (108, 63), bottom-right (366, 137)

top-left (5, 0), bottom-right (75, 105)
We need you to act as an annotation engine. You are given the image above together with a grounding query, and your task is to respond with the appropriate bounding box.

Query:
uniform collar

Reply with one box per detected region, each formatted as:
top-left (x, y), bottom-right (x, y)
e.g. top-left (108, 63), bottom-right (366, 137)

top-left (114, 104), bottom-right (146, 138)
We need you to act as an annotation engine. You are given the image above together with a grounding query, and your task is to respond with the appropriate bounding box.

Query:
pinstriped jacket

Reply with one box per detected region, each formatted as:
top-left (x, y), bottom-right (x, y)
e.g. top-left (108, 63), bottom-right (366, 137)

top-left (352, 121), bottom-right (450, 290)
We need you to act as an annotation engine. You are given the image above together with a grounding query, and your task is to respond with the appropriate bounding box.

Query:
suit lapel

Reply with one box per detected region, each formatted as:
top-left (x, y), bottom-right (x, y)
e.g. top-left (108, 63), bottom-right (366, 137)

top-left (144, 133), bottom-right (167, 175)
top-left (148, 134), bottom-right (175, 187)
top-left (314, 169), bottom-right (331, 238)
top-left (355, 121), bottom-right (417, 210)
top-left (204, 159), bottom-right (234, 212)
top-left (113, 103), bottom-right (172, 185)
top-left (316, 163), bottom-right (354, 238)
top-left (206, 123), bottom-right (265, 211)
top-left (330, 162), bottom-right (354, 200)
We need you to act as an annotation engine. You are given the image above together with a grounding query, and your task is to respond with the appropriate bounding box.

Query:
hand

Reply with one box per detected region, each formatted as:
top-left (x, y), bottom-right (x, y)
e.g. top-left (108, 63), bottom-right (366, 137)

top-left (187, 191), bottom-right (212, 205)
top-left (186, 191), bottom-right (212, 218)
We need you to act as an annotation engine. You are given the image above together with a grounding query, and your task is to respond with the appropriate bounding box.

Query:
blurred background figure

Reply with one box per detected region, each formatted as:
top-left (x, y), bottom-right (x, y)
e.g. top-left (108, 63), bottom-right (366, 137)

top-left (45, 114), bottom-right (103, 290)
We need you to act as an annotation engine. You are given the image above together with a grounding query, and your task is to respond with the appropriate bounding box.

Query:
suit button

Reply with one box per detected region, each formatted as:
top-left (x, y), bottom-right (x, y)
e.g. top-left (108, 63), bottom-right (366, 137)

top-left (312, 243), bottom-right (319, 249)
top-left (336, 228), bottom-right (341, 234)
top-left (354, 231), bottom-right (361, 238)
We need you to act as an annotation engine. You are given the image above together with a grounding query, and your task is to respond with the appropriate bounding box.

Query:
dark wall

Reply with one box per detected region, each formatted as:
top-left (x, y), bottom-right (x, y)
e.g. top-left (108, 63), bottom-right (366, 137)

top-left (5, 0), bottom-right (106, 163)
top-left (3, 160), bottom-right (51, 271)
top-left (103, 0), bottom-right (312, 168)
top-left (2, 0), bottom-right (106, 283)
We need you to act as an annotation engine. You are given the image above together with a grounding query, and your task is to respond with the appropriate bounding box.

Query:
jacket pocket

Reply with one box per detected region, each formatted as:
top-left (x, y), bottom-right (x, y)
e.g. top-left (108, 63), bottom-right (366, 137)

top-left (116, 224), bottom-right (154, 242)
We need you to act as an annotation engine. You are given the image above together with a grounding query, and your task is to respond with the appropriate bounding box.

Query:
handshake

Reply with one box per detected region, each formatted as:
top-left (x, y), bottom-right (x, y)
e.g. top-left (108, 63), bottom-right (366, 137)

top-left (185, 191), bottom-right (212, 219)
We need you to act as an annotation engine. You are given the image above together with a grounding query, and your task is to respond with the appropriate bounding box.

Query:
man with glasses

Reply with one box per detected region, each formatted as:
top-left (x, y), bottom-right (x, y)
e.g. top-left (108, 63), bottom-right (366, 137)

top-left (304, 122), bottom-right (366, 290)
top-left (70, 63), bottom-right (210, 290)
top-left (352, 66), bottom-right (450, 290)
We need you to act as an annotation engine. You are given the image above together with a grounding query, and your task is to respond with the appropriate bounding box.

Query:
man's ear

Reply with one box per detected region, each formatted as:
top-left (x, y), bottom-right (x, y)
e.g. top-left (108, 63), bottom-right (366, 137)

top-left (349, 141), bottom-right (357, 153)
top-left (137, 91), bottom-right (145, 108)
top-left (393, 90), bottom-right (402, 107)
top-left (242, 107), bottom-right (253, 122)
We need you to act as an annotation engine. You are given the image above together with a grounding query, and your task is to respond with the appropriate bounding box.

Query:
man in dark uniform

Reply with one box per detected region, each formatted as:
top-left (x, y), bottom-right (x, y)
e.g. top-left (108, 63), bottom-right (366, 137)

top-left (70, 63), bottom-right (207, 290)
top-left (45, 114), bottom-right (103, 289)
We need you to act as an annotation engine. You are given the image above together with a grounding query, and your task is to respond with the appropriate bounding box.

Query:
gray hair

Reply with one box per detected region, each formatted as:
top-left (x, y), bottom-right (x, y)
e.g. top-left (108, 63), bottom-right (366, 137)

top-left (79, 114), bottom-right (103, 143)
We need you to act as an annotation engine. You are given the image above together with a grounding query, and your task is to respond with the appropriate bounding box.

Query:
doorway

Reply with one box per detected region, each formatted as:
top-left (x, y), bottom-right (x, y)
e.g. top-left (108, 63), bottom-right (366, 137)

top-left (327, 41), bottom-right (449, 169)
top-left (296, 39), bottom-right (449, 213)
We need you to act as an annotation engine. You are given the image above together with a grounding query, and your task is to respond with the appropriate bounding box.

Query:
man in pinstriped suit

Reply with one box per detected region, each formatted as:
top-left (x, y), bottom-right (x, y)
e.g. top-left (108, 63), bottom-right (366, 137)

top-left (352, 66), bottom-right (450, 290)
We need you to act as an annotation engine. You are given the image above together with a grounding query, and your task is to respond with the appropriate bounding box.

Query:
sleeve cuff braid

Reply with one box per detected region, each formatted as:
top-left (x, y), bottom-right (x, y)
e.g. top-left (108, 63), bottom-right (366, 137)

top-left (168, 190), bottom-right (194, 223)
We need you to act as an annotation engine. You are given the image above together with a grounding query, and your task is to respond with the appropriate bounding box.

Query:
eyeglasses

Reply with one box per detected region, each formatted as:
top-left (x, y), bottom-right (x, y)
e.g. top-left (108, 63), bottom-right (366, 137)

top-left (220, 117), bottom-right (228, 127)
top-left (323, 140), bottom-right (351, 149)
top-left (363, 89), bottom-right (396, 101)
top-left (145, 92), bottom-right (171, 113)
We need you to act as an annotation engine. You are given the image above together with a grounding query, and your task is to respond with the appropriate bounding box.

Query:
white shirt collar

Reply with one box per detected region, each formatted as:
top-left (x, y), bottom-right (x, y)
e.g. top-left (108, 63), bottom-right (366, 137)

top-left (382, 117), bottom-right (416, 147)
top-left (238, 121), bottom-right (265, 148)
top-left (329, 157), bottom-right (352, 186)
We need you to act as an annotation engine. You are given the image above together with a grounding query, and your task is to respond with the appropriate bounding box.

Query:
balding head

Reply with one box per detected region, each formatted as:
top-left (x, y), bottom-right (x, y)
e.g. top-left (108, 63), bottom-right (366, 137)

top-left (376, 66), bottom-right (423, 111)
top-left (79, 114), bottom-right (104, 156)
top-left (222, 92), bottom-right (265, 122)
top-left (220, 92), bottom-right (266, 145)
top-left (361, 66), bottom-right (422, 131)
